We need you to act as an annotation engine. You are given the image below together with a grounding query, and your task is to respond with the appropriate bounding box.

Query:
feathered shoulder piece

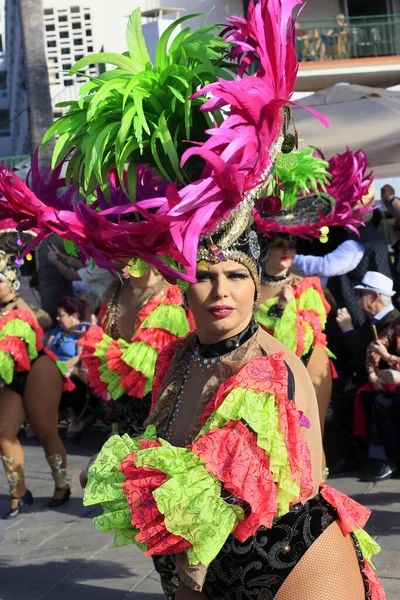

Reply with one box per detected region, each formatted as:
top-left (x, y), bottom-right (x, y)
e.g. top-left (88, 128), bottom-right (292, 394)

top-left (0, 0), bottom-right (326, 282)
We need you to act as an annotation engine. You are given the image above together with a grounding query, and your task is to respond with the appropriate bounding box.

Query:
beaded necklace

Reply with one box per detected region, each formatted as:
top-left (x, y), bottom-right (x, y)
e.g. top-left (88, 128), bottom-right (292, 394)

top-left (164, 320), bottom-right (258, 444)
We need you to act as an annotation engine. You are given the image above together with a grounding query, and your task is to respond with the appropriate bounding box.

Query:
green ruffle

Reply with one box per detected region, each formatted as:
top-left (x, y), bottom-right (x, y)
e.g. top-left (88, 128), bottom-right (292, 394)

top-left (140, 304), bottom-right (190, 338)
top-left (0, 349), bottom-right (16, 384)
top-left (0, 319), bottom-right (38, 361)
top-left (84, 427), bottom-right (158, 548)
top-left (197, 387), bottom-right (299, 515)
top-left (354, 529), bottom-right (381, 568)
top-left (135, 438), bottom-right (244, 565)
top-left (95, 335), bottom-right (125, 400)
top-left (120, 340), bottom-right (158, 397)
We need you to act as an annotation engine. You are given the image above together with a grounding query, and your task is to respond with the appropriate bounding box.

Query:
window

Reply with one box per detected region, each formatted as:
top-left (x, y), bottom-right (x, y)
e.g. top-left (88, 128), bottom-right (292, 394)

top-left (72, 22), bottom-right (82, 29)
top-left (87, 46), bottom-right (93, 52)
top-left (73, 38), bottom-right (83, 46)
top-left (84, 13), bottom-right (90, 20)
top-left (61, 47), bottom-right (71, 55)
top-left (45, 24), bottom-right (55, 32)
top-left (60, 31), bottom-right (69, 39)
top-left (86, 29), bottom-right (92, 36)
top-left (47, 41), bottom-right (56, 48)
top-left (62, 63), bottom-right (72, 71)
top-left (58, 15), bottom-right (67, 22)
top-left (75, 54), bottom-right (84, 61)
top-left (70, 6), bottom-right (80, 13)
top-left (44, 8), bottom-right (54, 15)
top-left (64, 79), bottom-right (73, 87)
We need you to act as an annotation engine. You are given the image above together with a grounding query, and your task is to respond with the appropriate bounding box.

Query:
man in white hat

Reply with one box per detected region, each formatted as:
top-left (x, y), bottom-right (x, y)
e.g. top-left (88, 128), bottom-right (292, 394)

top-left (336, 272), bottom-right (399, 359)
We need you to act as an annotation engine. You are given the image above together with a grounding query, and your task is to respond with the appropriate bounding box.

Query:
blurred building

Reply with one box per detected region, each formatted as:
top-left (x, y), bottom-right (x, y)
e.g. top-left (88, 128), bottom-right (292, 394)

top-left (296, 0), bottom-right (400, 92)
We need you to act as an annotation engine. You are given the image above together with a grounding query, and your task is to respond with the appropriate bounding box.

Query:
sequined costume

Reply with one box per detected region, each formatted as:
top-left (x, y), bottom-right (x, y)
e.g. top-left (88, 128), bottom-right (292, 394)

top-left (255, 276), bottom-right (332, 365)
top-left (83, 324), bottom-right (385, 599)
top-left (78, 284), bottom-right (193, 436)
top-left (0, 309), bottom-right (73, 394)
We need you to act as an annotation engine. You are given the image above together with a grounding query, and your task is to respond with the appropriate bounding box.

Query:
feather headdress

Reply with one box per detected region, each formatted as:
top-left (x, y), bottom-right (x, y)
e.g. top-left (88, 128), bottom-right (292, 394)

top-left (0, 0), bottom-right (328, 282)
top-left (254, 147), bottom-right (374, 241)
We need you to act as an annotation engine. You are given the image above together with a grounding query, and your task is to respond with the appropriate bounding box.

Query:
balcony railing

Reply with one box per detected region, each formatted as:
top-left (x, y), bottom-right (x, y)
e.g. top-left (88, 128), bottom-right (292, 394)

top-left (0, 155), bottom-right (29, 167)
top-left (296, 14), bottom-right (400, 62)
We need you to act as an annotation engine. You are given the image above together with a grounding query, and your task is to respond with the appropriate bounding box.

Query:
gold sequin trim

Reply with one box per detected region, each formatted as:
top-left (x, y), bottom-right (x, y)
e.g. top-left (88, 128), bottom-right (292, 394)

top-left (1, 454), bottom-right (21, 493)
top-left (46, 453), bottom-right (68, 490)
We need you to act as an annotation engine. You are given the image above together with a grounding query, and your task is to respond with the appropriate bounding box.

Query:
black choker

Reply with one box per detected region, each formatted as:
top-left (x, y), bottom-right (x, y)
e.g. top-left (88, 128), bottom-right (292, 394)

top-left (197, 319), bottom-right (258, 358)
top-left (263, 272), bottom-right (289, 282)
top-left (0, 295), bottom-right (18, 309)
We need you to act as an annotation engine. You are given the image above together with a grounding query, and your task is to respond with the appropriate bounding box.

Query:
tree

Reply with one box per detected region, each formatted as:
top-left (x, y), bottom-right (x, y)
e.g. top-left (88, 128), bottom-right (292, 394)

top-left (18, 0), bottom-right (54, 170)
top-left (18, 0), bottom-right (72, 316)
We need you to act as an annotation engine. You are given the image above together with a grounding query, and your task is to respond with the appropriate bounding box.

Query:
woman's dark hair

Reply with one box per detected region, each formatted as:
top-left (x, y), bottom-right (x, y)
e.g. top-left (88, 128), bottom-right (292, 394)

top-left (57, 296), bottom-right (90, 321)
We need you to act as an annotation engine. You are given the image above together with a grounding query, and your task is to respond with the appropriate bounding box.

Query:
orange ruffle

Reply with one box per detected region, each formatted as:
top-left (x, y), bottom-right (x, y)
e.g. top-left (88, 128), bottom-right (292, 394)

top-left (134, 285), bottom-right (186, 335)
top-left (105, 340), bottom-right (147, 398)
top-left (78, 325), bottom-right (110, 398)
top-left (363, 562), bottom-right (388, 600)
top-left (320, 485), bottom-right (371, 534)
top-left (120, 439), bottom-right (191, 555)
top-left (133, 327), bottom-right (178, 353)
top-left (192, 420), bottom-right (277, 541)
top-left (200, 353), bottom-right (313, 503)
top-left (0, 336), bottom-right (30, 372)
top-left (0, 308), bottom-right (44, 351)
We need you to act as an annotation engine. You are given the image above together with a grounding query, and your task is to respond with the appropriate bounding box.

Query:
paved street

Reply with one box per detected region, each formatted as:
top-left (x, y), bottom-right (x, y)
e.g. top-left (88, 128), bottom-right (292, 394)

top-left (1, 429), bottom-right (399, 599)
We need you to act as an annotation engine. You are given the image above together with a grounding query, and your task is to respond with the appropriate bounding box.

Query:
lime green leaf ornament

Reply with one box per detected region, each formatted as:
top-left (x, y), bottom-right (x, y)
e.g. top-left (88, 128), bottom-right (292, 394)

top-left (128, 258), bottom-right (147, 278)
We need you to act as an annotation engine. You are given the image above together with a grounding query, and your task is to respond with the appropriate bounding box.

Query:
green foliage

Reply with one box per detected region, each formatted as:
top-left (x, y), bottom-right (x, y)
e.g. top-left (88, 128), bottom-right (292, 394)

top-left (43, 9), bottom-right (233, 196)
top-left (275, 148), bottom-right (331, 207)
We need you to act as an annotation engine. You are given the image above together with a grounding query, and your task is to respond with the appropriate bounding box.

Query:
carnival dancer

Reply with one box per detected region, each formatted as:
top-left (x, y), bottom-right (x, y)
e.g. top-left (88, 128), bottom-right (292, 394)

top-left (0, 0), bottom-right (386, 597)
top-left (0, 230), bottom-right (72, 519)
top-left (254, 147), bottom-right (374, 478)
top-left (78, 262), bottom-right (193, 437)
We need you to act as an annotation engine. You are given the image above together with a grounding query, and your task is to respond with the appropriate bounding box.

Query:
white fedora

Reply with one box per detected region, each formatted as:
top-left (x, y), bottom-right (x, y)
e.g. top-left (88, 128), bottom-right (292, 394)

top-left (354, 271), bottom-right (395, 297)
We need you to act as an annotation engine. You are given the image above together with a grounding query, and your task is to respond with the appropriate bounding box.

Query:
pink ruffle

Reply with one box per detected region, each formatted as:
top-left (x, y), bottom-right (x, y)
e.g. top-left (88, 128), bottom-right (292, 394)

top-left (191, 420), bottom-right (277, 541)
top-left (363, 561), bottom-right (388, 600)
top-left (200, 353), bottom-right (313, 504)
top-left (133, 327), bottom-right (178, 354)
top-left (105, 340), bottom-right (146, 398)
top-left (0, 308), bottom-right (44, 351)
top-left (0, 336), bottom-right (30, 372)
top-left (120, 439), bottom-right (191, 555)
top-left (320, 485), bottom-right (371, 535)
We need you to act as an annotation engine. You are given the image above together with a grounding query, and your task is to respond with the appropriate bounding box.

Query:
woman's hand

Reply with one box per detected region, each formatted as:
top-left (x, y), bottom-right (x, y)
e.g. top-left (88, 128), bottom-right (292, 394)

top-left (79, 454), bottom-right (98, 488)
top-left (371, 340), bottom-right (391, 362)
top-left (277, 284), bottom-right (294, 310)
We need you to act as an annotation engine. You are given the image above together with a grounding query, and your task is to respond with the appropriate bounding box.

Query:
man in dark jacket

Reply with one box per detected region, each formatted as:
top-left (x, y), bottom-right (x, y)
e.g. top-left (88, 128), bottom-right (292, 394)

top-left (294, 221), bottom-right (392, 330)
top-left (325, 272), bottom-right (399, 473)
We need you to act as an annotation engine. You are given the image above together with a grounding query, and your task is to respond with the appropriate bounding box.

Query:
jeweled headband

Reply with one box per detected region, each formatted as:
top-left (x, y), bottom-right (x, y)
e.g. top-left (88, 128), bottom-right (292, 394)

top-left (197, 226), bottom-right (261, 302)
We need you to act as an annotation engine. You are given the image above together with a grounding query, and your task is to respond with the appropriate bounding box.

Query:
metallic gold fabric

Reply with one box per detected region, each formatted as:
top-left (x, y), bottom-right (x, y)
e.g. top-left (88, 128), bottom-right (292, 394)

top-left (1, 454), bottom-right (21, 494)
top-left (46, 453), bottom-right (68, 490)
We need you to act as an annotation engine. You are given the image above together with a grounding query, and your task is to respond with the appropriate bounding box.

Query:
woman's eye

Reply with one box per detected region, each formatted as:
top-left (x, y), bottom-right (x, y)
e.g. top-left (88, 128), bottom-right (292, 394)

top-left (196, 274), bottom-right (211, 282)
top-left (228, 273), bottom-right (250, 280)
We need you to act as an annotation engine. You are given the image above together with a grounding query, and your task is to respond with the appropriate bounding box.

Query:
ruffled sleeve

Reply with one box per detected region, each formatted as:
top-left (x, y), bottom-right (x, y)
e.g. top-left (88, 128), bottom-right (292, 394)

top-left (255, 277), bottom-right (333, 359)
top-left (0, 309), bottom-right (73, 391)
top-left (0, 309), bottom-right (43, 385)
top-left (84, 353), bottom-right (312, 564)
top-left (79, 285), bottom-right (193, 400)
top-left (320, 485), bottom-right (385, 600)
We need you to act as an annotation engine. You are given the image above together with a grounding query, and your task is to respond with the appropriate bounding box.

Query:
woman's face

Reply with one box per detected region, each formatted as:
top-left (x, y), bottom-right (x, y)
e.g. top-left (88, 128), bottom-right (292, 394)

top-left (56, 308), bottom-right (79, 331)
top-left (265, 239), bottom-right (296, 274)
top-left (186, 259), bottom-right (256, 344)
top-left (0, 277), bottom-right (11, 301)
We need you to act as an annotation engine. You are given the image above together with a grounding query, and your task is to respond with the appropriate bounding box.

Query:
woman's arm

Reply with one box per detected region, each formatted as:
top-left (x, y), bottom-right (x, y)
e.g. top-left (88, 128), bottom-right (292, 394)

top-left (64, 344), bottom-right (83, 369)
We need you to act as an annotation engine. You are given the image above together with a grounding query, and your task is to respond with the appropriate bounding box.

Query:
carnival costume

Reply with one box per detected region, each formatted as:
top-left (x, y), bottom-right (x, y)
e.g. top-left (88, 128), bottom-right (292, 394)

top-left (0, 229), bottom-right (73, 518)
top-left (254, 147), bottom-right (373, 363)
top-left (79, 282), bottom-right (193, 435)
top-left (0, 0), bottom-right (386, 597)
